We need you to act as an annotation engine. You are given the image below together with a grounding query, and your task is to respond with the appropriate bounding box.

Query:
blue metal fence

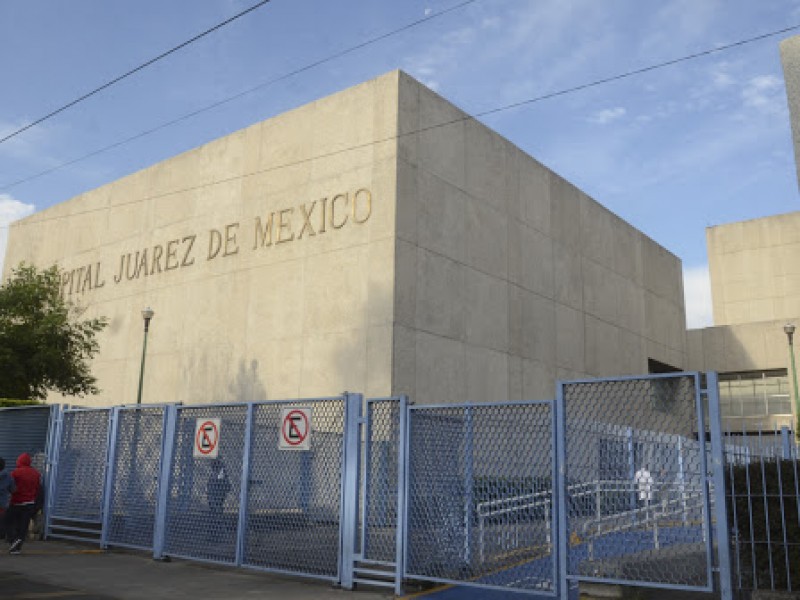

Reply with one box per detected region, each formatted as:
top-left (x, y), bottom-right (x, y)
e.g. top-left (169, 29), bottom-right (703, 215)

top-left (27, 372), bottom-right (800, 598)
top-left (557, 373), bottom-right (718, 597)
top-left (47, 407), bottom-right (111, 543)
top-left (104, 406), bottom-right (166, 550)
top-left (240, 399), bottom-right (347, 578)
top-left (42, 394), bottom-right (394, 589)
top-left (162, 403), bottom-right (248, 565)
top-left (722, 422), bottom-right (800, 596)
top-left (404, 400), bottom-right (558, 596)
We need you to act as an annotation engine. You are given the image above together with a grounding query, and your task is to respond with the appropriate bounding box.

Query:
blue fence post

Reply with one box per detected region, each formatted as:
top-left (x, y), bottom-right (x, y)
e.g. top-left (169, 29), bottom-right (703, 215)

top-left (44, 405), bottom-right (64, 540)
top-left (707, 372), bottom-right (733, 600)
top-left (781, 426), bottom-right (792, 460)
top-left (463, 406), bottom-right (474, 567)
top-left (100, 407), bottom-right (121, 549)
top-left (395, 395), bottom-right (409, 597)
top-left (556, 381), bottom-right (569, 598)
top-left (339, 392), bottom-right (362, 589)
top-left (359, 400), bottom-right (374, 559)
top-left (235, 403), bottom-right (254, 566)
top-left (153, 404), bottom-right (178, 560)
top-left (550, 396), bottom-right (560, 594)
top-left (627, 426), bottom-right (636, 512)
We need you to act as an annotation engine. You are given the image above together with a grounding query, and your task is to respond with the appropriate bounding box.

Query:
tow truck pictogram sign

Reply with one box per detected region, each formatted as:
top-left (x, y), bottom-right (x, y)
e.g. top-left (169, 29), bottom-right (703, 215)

top-left (279, 407), bottom-right (312, 451)
top-left (193, 418), bottom-right (221, 458)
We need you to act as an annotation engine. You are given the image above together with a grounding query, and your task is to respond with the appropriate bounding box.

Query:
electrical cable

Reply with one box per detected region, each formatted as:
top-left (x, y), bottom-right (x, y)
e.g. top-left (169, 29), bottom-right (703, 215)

top-left (1, 19), bottom-right (797, 193)
top-left (0, 0), bottom-right (479, 190)
top-left (0, 0), bottom-right (272, 146)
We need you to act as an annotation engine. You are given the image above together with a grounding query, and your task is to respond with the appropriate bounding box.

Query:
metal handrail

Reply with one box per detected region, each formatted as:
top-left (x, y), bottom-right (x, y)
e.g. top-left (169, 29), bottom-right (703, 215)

top-left (476, 479), bottom-right (707, 563)
top-left (582, 488), bottom-right (708, 561)
top-left (582, 488), bottom-right (704, 538)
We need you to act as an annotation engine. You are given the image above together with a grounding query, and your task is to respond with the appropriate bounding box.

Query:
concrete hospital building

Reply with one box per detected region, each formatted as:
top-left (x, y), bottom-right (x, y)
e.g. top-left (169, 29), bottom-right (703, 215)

top-left (4, 42), bottom-right (800, 431)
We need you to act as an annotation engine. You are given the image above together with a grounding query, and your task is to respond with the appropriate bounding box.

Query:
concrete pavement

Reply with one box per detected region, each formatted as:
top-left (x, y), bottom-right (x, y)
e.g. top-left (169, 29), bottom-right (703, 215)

top-left (0, 541), bottom-right (394, 600)
top-left (0, 540), bottom-right (724, 599)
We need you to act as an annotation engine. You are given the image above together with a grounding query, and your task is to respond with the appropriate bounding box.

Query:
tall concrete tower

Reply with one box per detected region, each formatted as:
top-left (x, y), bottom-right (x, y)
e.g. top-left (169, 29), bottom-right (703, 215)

top-left (780, 35), bottom-right (800, 190)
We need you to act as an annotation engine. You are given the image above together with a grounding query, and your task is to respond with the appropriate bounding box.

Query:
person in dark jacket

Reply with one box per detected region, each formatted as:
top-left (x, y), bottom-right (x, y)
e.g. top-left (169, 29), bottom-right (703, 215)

top-left (205, 458), bottom-right (232, 543)
top-left (6, 453), bottom-right (41, 554)
top-left (206, 458), bottom-right (231, 516)
top-left (0, 458), bottom-right (16, 541)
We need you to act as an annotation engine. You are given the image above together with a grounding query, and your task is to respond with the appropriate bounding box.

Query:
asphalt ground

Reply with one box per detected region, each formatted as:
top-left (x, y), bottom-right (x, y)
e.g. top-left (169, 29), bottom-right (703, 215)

top-left (0, 540), bottom-right (393, 600)
top-left (0, 539), bottom-right (722, 600)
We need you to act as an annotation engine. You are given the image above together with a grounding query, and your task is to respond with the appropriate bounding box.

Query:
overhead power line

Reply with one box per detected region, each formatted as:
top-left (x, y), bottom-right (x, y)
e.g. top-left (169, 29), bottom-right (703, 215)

top-left (0, 0), bottom-right (479, 190)
top-left (0, 0), bottom-right (272, 146)
top-left (477, 22), bottom-right (800, 118)
top-left (1, 19), bottom-right (798, 193)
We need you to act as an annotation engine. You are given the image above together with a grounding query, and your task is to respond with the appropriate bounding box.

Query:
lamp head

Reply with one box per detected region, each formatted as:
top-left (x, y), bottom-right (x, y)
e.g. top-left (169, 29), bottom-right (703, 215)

top-left (141, 307), bottom-right (154, 332)
top-left (785, 323), bottom-right (796, 344)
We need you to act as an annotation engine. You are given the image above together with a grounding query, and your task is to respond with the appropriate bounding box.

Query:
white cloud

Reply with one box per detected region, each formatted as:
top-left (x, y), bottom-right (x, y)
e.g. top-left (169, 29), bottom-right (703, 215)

top-left (0, 119), bottom-right (55, 163)
top-left (712, 69), bottom-right (735, 88)
top-left (588, 107), bottom-right (626, 124)
top-left (683, 264), bottom-right (713, 329)
top-left (639, 0), bottom-right (721, 57)
top-left (0, 194), bottom-right (36, 277)
top-left (742, 75), bottom-right (785, 114)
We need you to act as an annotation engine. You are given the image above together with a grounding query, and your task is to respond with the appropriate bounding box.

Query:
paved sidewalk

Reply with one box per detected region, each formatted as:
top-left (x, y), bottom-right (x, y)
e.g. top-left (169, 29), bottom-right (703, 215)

top-left (0, 541), bottom-right (394, 600)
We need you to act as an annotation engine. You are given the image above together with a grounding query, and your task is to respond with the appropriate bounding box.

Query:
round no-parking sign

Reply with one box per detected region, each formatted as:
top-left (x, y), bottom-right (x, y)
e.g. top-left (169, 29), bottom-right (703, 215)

top-left (193, 418), bottom-right (221, 458)
top-left (279, 407), bottom-right (312, 450)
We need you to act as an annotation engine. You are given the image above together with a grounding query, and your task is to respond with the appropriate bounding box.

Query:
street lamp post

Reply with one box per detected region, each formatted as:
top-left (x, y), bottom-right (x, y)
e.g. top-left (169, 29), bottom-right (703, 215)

top-left (136, 307), bottom-right (155, 405)
top-left (784, 323), bottom-right (799, 436)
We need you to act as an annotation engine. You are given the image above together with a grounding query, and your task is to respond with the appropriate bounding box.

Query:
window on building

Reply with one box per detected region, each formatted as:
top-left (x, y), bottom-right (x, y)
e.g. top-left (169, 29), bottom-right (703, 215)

top-left (718, 370), bottom-right (791, 419)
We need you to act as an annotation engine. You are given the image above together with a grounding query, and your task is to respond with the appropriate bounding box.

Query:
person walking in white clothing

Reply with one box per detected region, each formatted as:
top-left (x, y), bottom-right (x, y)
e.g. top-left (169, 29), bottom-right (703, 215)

top-left (634, 465), bottom-right (653, 511)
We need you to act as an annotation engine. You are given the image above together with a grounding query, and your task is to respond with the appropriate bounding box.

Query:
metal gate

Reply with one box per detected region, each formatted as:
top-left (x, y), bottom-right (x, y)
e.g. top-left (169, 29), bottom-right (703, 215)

top-left (46, 407), bottom-right (111, 543)
top-left (37, 375), bottom-right (739, 597)
top-left (556, 373), bottom-right (721, 595)
top-left (153, 398), bottom-right (352, 578)
top-left (42, 394), bottom-right (404, 588)
top-left (354, 396), bottom-right (407, 592)
top-left (103, 405), bottom-right (167, 550)
top-left (402, 400), bottom-right (557, 596)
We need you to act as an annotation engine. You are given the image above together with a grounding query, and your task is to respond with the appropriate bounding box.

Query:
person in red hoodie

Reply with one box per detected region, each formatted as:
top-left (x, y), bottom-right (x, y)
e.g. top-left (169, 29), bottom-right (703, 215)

top-left (6, 453), bottom-right (41, 554)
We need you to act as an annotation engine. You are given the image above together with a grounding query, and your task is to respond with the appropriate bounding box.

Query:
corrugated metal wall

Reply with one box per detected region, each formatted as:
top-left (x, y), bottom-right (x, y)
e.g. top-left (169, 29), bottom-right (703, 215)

top-left (0, 405), bottom-right (52, 467)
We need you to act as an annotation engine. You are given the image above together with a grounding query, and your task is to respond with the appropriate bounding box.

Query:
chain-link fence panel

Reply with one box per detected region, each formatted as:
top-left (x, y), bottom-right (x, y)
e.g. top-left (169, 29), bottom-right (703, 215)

top-left (50, 409), bottom-right (110, 522)
top-left (560, 375), bottom-right (712, 589)
top-left (242, 399), bottom-right (345, 578)
top-left (406, 402), bottom-right (556, 595)
top-left (106, 407), bottom-right (165, 550)
top-left (164, 404), bottom-right (247, 564)
top-left (361, 399), bottom-right (400, 563)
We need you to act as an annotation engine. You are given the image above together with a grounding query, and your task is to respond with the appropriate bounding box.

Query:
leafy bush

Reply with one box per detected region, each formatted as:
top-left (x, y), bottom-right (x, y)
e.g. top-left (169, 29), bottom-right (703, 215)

top-left (0, 398), bottom-right (41, 407)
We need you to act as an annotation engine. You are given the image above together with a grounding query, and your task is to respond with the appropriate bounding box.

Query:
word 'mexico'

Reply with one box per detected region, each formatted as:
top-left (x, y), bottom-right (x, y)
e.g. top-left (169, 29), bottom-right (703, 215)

top-left (254, 188), bottom-right (372, 248)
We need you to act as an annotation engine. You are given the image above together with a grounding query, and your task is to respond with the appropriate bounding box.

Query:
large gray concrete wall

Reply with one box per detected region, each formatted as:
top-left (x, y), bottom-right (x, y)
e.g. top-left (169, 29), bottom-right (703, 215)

top-left (5, 70), bottom-right (689, 408)
top-left (4, 73), bottom-right (402, 407)
top-left (391, 72), bottom-right (687, 405)
top-left (707, 211), bottom-right (800, 326)
top-left (687, 319), bottom-right (792, 374)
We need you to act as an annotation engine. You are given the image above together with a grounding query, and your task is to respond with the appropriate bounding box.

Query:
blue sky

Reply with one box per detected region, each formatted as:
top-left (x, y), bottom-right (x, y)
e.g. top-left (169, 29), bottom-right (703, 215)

top-left (1, 0), bottom-right (799, 327)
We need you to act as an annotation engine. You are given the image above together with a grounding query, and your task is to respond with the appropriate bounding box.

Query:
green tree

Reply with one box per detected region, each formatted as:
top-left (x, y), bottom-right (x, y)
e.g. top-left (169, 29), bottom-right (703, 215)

top-left (0, 263), bottom-right (108, 400)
